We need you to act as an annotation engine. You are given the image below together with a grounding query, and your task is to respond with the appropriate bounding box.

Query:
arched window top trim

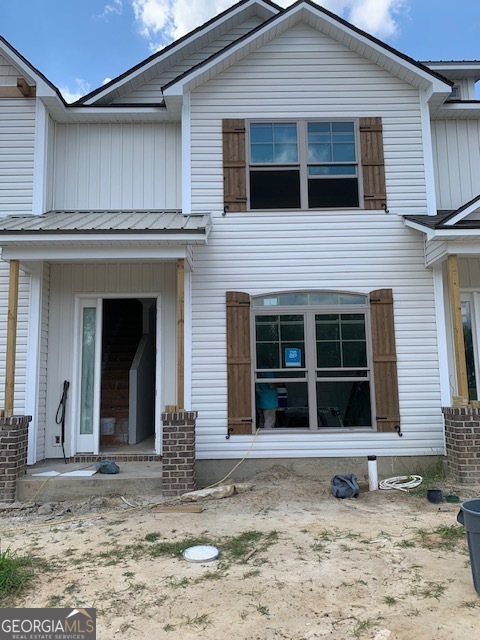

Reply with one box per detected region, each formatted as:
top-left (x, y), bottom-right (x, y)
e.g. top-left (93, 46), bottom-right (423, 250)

top-left (252, 290), bottom-right (368, 308)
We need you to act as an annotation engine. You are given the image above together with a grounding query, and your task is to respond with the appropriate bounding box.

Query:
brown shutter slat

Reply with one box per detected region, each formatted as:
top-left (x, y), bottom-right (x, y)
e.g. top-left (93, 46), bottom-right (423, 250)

top-left (369, 289), bottom-right (400, 433)
top-left (223, 119), bottom-right (247, 213)
top-left (226, 291), bottom-right (252, 434)
top-left (360, 117), bottom-right (386, 210)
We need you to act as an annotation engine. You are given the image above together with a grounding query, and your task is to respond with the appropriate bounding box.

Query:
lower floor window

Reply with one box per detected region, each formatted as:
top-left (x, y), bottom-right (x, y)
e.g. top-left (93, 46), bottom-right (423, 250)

top-left (253, 293), bottom-right (373, 430)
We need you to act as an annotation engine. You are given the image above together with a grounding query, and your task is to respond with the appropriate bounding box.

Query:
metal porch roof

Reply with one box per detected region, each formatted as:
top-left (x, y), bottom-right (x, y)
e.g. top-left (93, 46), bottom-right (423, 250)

top-left (0, 210), bottom-right (211, 235)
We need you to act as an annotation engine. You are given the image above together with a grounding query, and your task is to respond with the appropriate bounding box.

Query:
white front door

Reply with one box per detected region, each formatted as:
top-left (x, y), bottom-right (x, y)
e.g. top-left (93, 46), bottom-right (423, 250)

top-left (75, 298), bottom-right (102, 454)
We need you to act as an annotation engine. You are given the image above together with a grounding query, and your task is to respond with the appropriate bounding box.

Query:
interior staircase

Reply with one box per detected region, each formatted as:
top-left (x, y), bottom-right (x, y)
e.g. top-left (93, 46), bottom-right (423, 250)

top-left (100, 300), bottom-right (142, 446)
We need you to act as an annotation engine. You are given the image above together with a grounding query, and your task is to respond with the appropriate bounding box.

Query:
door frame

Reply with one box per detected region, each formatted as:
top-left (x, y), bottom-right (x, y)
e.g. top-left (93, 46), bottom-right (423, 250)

top-left (461, 291), bottom-right (480, 400)
top-left (70, 293), bottom-right (162, 456)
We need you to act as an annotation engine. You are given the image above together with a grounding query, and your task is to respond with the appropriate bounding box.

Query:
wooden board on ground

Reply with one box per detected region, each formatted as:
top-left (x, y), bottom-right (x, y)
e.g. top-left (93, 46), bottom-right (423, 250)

top-left (152, 505), bottom-right (205, 513)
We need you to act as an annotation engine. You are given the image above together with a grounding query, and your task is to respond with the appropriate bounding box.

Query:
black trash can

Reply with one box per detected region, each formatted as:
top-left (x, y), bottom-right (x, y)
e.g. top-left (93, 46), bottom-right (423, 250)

top-left (457, 499), bottom-right (480, 594)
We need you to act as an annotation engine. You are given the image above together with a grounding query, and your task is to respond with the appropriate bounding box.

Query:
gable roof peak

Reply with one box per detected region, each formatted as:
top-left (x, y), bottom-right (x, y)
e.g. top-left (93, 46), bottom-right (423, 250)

top-left (78, 0), bottom-right (280, 106)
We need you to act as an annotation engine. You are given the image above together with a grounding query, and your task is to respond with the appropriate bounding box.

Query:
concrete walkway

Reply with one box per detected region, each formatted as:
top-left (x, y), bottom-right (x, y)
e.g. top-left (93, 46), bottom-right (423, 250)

top-left (17, 459), bottom-right (163, 503)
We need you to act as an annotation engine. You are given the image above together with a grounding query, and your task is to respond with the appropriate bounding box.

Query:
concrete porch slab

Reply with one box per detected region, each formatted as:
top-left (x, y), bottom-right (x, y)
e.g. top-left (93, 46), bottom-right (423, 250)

top-left (17, 459), bottom-right (163, 503)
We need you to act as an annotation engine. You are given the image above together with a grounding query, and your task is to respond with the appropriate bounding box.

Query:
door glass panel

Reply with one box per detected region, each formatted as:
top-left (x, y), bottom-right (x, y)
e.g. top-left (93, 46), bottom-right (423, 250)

top-left (80, 307), bottom-right (96, 435)
top-left (462, 301), bottom-right (478, 401)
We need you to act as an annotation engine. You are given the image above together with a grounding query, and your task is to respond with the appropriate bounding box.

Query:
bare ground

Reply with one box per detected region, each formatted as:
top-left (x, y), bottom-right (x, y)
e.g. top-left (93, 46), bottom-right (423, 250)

top-left (2, 466), bottom-right (480, 640)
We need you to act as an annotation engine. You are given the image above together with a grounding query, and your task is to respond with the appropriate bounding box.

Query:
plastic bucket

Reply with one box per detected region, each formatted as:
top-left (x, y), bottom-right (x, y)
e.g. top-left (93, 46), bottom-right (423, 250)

top-left (457, 499), bottom-right (480, 594)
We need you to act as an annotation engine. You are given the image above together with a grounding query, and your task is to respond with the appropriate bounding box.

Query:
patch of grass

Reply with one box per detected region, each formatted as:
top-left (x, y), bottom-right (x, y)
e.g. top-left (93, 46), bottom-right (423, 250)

top-left (163, 623), bottom-right (176, 632)
top-left (416, 525), bottom-right (465, 551)
top-left (353, 618), bottom-right (375, 638)
top-left (461, 600), bottom-right (480, 609)
top-left (409, 457), bottom-right (447, 497)
top-left (165, 575), bottom-right (190, 589)
top-left (223, 531), bottom-right (263, 560)
top-left (195, 570), bottom-right (225, 584)
top-left (182, 613), bottom-right (212, 629)
top-left (46, 595), bottom-right (64, 607)
top-left (145, 532), bottom-right (160, 543)
top-left (396, 539), bottom-right (416, 548)
top-left (383, 596), bottom-right (397, 605)
top-left (413, 581), bottom-right (447, 600)
top-left (243, 569), bottom-right (261, 579)
top-left (256, 604), bottom-right (270, 616)
top-left (0, 549), bottom-right (36, 605)
top-left (64, 581), bottom-right (80, 595)
top-left (148, 537), bottom-right (211, 558)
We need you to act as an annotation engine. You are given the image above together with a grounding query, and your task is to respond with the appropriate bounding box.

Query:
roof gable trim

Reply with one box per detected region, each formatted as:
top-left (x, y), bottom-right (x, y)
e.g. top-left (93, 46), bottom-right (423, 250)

top-left (163, 0), bottom-right (452, 97)
top-left (79, 0), bottom-right (280, 106)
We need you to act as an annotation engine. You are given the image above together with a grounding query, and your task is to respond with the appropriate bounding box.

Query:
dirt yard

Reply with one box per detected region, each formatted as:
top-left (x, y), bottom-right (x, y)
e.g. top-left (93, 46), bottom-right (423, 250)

top-left (2, 466), bottom-right (480, 640)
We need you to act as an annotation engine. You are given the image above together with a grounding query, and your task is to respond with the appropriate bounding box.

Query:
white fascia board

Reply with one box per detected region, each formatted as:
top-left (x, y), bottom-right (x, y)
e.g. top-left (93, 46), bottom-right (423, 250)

top-left (82, 0), bottom-right (279, 106)
top-left (0, 233), bottom-right (208, 245)
top-left (44, 101), bottom-right (172, 124)
top-left (163, 2), bottom-right (452, 98)
top-left (431, 229), bottom-right (480, 239)
top-left (403, 219), bottom-right (435, 240)
top-left (1, 244), bottom-right (195, 266)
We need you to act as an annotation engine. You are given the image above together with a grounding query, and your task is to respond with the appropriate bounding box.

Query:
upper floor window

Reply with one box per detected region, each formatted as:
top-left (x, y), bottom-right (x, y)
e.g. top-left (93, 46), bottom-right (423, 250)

top-left (248, 120), bottom-right (360, 210)
top-left (222, 117), bottom-right (386, 213)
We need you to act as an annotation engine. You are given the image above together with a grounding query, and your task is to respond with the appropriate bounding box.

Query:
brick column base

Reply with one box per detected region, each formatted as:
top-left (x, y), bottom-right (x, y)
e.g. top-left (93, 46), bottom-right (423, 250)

top-left (0, 415), bottom-right (31, 503)
top-left (443, 407), bottom-right (480, 483)
top-left (161, 411), bottom-right (197, 496)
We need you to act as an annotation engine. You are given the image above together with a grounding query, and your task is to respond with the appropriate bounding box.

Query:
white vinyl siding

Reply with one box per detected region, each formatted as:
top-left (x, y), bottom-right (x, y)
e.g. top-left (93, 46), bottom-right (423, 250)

top-left (0, 99), bottom-right (36, 214)
top-left (0, 261), bottom-right (30, 413)
top-left (113, 17), bottom-right (264, 104)
top-left (0, 55), bottom-right (19, 86)
top-left (188, 23), bottom-right (442, 459)
top-left (191, 214), bottom-right (442, 458)
top-left (53, 122), bottom-right (182, 210)
top-left (431, 119), bottom-right (480, 210)
top-left (44, 263), bottom-right (177, 458)
top-left (190, 23), bottom-right (427, 216)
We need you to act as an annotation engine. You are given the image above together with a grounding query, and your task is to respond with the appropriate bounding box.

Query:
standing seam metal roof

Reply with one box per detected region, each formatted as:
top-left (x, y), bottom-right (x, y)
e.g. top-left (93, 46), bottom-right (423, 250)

top-left (0, 211), bottom-right (211, 233)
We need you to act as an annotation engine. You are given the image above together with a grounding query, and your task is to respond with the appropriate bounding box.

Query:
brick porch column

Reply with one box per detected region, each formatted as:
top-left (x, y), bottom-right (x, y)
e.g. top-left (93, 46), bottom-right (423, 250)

top-left (0, 415), bottom-right (31, 503)
top-left (443, 407), bottom-right (480, 483)
top-left (161, 411), bottom-right (197, 496)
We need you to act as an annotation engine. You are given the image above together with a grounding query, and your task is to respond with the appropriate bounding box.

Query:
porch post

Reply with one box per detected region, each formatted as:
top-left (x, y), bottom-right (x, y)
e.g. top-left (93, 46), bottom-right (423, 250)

top-left (4, 259), bottom-right (19, 416)
top-left (176, 258), bottom-right (185, 410)
top-left (447, 254), bottom-right (468, 400)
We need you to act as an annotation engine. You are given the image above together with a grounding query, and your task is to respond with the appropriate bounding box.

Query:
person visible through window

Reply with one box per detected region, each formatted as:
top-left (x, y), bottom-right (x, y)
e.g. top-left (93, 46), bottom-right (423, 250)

top-left (256, 357), bottom-right (279, 429)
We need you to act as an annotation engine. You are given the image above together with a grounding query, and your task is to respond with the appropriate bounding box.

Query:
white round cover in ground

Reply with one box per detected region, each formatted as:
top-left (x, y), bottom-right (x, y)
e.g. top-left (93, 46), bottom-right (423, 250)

top-left (182, 545), bottom-right (219, 562)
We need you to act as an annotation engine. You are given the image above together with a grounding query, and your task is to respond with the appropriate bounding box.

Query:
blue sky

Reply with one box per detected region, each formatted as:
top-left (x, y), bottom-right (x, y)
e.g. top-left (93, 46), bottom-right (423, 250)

top-left (0, 0), bottom-right (479, 102)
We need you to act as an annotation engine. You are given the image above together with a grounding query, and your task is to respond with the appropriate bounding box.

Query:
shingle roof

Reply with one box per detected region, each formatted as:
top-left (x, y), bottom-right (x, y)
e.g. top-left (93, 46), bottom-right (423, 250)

top-left (0, 210), bottom-right (211, 234)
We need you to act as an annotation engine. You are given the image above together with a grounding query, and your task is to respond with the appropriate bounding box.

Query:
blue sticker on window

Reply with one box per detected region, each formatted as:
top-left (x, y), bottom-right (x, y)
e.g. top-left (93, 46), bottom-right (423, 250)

top-left (285, 348), bottom-right (301, 367)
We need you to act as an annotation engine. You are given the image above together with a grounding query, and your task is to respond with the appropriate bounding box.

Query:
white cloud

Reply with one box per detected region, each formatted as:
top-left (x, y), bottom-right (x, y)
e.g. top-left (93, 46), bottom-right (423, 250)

top-left (103, 77), bottom-right (113, 85)
top-left (59, 78), bottom-right (92, 103)
top-left (130, 0), bottom-right (408, 47)
top-left (99, 0), bottom-right (123, 20)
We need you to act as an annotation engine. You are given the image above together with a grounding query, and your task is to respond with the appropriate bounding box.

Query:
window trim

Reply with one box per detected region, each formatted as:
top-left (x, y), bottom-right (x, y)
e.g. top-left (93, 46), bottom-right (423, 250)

top-left (251, 290), bottom-right (376, 431)
top-left (246, 118), bottom-right (364, 211)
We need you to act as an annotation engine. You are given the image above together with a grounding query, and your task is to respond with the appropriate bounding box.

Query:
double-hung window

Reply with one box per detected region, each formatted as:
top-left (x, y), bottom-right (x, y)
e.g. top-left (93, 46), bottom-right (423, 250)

top-left (249, 120), bottom-right (360, 210)
top-left (253, 292), bottom-right (372, 430)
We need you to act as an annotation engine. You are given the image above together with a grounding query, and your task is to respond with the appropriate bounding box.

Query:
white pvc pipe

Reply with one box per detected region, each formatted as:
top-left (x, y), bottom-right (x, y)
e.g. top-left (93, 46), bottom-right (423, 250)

top-left (368, 455), bottom-right (378, 491)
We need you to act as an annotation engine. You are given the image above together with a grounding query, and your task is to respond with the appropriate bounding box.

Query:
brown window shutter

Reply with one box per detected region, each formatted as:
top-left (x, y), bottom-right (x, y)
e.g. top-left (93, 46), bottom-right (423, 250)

top-left (226, 291), bottom-right (252, 434)
top-left (360, 117), bottom-right (386, 210)
top-left (223, 119), bottom-right (247, 213)
top-left (369, 289), bottom-right (400, 433)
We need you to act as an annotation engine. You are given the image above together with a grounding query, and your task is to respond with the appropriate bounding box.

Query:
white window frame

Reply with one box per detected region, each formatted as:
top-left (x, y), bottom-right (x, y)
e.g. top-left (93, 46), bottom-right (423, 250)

top-left (247, 118), bottom-right (364, 211)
